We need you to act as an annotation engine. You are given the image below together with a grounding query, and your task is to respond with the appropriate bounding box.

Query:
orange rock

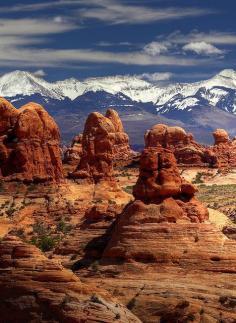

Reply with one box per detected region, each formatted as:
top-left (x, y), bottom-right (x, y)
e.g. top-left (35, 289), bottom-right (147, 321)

top-left (0, 235), bottom-right (140, 323)
top-left (145, 124), bottom-right (208, 166)
top-left (64, 134), bottom-right (83, 165)
top-left (71, 109), bottom-right (132, 181)
top-left (0, 98), bottom-right (63, 182)
top-left (208, 128), bottom-right (236, 169)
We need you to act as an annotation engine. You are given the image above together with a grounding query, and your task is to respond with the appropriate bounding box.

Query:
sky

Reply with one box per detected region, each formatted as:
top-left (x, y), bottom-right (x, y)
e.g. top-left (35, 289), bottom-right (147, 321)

top-left (0, 0), bottom-right (235, 83)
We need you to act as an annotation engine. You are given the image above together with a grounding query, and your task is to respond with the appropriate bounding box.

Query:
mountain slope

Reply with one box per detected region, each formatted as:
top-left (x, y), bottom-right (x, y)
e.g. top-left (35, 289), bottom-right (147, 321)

top-left (1, 69), bottom-right (236, 146)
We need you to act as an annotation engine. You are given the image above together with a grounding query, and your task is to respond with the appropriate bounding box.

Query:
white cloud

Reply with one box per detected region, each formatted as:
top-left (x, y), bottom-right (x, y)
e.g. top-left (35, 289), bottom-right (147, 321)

top-left (79, 3), bottom-right (213, 25)
top-left (143, 42), bottom-right (168, 56)
top-left (139, 72), bottom-right (173, 82)
top-left (183, 41), bottom-right (224, 56)
top-left (0, 1), bottom-right (214, 25)
top-left (166, 30), bottom-right (236, 45)
top-left (33, 69), bottom-right (47, 77)
top-left (0, 18), bottom-right (77, 36)
top-left (0, 44), bottom-right (206, 67)
top-left (97, 41), bottom-right (132, 47)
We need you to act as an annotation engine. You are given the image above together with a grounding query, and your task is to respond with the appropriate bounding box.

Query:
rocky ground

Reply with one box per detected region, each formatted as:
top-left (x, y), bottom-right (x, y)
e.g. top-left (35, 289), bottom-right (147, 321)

top-left (0, 98), bottom-right (236, 322)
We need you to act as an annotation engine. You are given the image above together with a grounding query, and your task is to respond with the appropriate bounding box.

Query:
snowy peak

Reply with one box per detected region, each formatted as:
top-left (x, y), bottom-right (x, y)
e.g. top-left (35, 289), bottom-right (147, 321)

top-left (218, 69), bottom-right (236, 79)
top-left (0, 70), bottom-right (64, 99)
top-left (0, 69), bottom-right (236, 115)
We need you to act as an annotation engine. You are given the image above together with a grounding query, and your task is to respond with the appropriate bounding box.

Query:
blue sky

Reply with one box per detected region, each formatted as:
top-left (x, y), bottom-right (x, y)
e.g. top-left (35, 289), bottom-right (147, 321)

top-left (0, 0), bottom-right (235, 82)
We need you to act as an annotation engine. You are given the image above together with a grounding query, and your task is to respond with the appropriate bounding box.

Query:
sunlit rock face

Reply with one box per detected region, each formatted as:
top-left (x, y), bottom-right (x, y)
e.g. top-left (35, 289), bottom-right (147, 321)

top-left (145, 124), bottom-right (209, 166)
top-left (0, 97), bottom-right (64, 182)
top-left (71, 108), bottom-right (132, 182)
top-left (0, 235), bottom-right (141, 323)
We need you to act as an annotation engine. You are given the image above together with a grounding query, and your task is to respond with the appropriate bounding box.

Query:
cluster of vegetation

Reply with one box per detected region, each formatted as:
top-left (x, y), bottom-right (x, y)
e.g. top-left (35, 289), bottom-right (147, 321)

top-left (31, 221), bottom-right (60, 252)
top-left (123, 185), bottom-right (134, 194)
top-left (192, 172), bottom-right (204, 184)
top-left (197, 184), bottom-right (236, 223)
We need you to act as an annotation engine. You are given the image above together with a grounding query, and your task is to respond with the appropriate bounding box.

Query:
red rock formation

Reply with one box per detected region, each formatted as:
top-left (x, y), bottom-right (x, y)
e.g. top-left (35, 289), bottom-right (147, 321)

top-left (63, 134), bottom-right (83, 165)
top-left (0, 98), bottom-right (63, 182)
top-left (103, 146), bottom-right (209, 262)
top-left (81, 147), bottom-right (236, 323)
top-left (71, 109), bottom-right (132, 181)
top-left (105, 108), bottom-right (132, 166)
top-left (213, 128), bottom-right (230, 145)
top-left (0, 235), bottom-right (140, 323)
top-left (208, 128), bottom-right (236, 169)
top-left (132, 147), bottom-right (208, 222)
top-left (145, 124), bottom-right (208, 166)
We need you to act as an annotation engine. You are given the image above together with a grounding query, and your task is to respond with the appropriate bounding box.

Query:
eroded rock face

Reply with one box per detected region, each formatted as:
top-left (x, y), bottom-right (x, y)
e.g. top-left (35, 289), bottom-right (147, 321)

top-left (105, 108), bottom-right (132, 166)
top-left (86, 147), bottom-right (236, 323)
top-left (213, 128), bottom-right (230, 145)
top-left (132, 147), bottom-right (208, 222)
top-left (0, 98), bottom-right (64, 182)
top-left (71, 109), bottom-right (132, 182)
top-left (0, 235), bottom-right (140, 323)
top-left (103, 146), bottom-right (209, 262)
top-left (63, 134), bottom-right (83, 165)
top-left (145, 124), bottom-right (208, 166)
top-left (209, 129), bottom-right (236, 169)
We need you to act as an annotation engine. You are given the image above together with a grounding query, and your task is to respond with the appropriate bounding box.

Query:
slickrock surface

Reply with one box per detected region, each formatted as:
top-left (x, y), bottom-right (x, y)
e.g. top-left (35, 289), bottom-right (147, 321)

top-left (0, 235), bottom-right (140, 323)
top-left (77, 147), bottom-right (236, 323)
top-left (208, 128), bottom-right (236, 169)
top-left (63, 134), bottom-right (83, 165)
top-left (71, 109), bottom-right (132, 181)
top-left (0, 97), bottom-right (63, 182)
top-left (145, 124), bottom-right (208, 166)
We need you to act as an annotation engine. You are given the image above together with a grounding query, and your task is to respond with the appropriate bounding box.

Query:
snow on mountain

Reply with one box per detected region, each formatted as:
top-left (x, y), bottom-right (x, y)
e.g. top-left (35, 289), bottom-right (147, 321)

top-left (0, 69), bottom-right (236, 115)
top-left (0, 70), bottom-right (64, 100)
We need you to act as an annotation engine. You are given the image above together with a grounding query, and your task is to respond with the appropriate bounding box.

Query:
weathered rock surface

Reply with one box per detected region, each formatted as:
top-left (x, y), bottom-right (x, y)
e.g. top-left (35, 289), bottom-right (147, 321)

top-left (0, 98), bottom-right (64, 182)
top-left (132, 147), bottom-right (208, 222)
top-left (0, 235), bottom-right (140, 323)
top-left (145, 124), bottom-right (208, 166)
top-left (145, 124), bottom-right (236, 170)
top-left (105, 108), bottom-right (132, 166)
top-left (63, 134), bottom-right (83, 165)
top-left (71, 109), bottom-right (132, 181)
top-left (208, 128), bottom-right (236, 169)
top-left (77, 147), bottom-right (236, 323)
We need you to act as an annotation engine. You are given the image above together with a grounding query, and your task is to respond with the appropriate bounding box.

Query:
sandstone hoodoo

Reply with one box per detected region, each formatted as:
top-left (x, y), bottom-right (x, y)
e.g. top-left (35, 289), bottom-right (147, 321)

top-left (91, 147), bottom-right (236, 323)
top-left (104, 146), bottom-right (210, 261)
top-left (105, 108), bottom-right (132, 166)
top-left (0, 235), bottom-right (140, 323)
top-left (145, 124), bottom-right (208, 166)
top-left (0, 97), bottom-right (64, 182)
top-left (71, 108), bottom-right (132, 182)
top-left (209, 128), bottom-right (236, 169)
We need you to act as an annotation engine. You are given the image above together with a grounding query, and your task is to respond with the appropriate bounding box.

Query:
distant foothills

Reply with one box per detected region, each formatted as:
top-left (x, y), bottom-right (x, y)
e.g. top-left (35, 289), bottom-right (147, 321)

top-left (1, 69), bottom-right (236, 148)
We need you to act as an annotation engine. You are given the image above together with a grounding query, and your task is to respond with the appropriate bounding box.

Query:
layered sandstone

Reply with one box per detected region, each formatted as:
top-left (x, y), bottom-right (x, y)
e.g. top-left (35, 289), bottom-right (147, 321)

top-left (0, 235), bottom-right (140, 323)
top-left (104, 147), bottom-right (209, 262)
top-left (0, 98), bottom-right (63, 182)
top-left (78, 147), bottom-right (236, 322)
top-left (71, 109), bottom-right (132, 182)
top-left (145, 124), bottom-right (208, 166)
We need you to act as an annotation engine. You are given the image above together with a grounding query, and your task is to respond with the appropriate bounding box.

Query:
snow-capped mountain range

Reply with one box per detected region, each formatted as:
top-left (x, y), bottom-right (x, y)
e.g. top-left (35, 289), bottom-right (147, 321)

top-left (0, 69), bottom-right (236, 146)
top-left (1, 69), bottom-right (236, 114)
